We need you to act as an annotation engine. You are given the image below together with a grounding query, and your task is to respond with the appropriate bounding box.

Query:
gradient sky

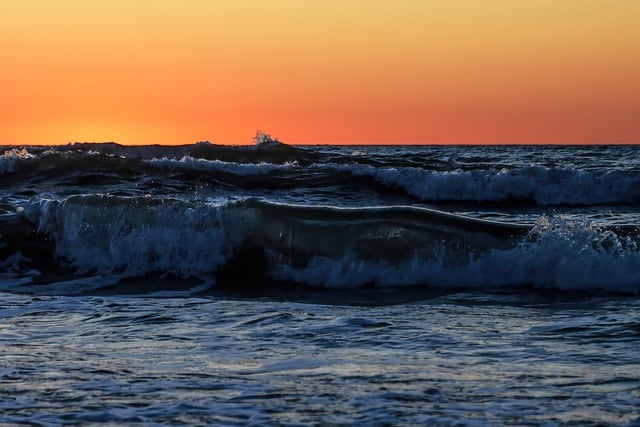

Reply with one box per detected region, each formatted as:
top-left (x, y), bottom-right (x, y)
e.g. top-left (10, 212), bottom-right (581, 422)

top-left (1, 0), bottom-right (639, 145)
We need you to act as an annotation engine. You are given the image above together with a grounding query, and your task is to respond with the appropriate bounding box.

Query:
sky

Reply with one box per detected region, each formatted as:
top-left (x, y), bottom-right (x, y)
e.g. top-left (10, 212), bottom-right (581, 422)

top-left (1, 0), bottom-right (639, 145)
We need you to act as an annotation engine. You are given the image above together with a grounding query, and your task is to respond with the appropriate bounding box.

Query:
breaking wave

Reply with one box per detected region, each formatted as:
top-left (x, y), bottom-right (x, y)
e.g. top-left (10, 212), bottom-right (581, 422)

top-left (1, 196), bottom-right (639, 296)
top-left (146, 156), bottom-right (298, 176)
top-left (337, 164), bottom-right (640, 206)
top-left (2, 143), bottom-right (639, 206)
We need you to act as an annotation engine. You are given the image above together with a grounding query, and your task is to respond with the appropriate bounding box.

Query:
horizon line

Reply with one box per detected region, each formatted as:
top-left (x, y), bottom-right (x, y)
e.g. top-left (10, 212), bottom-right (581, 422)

top-left (3, 140), bottom-right (640, 147)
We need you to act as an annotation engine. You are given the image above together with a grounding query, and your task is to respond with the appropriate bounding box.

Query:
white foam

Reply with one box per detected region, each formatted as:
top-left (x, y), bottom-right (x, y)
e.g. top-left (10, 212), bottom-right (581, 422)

top-left (336, 164), bottom-right (640, 205)
top-left (273, 216), bottom-right (640, 293)
top-left (17, 196), bottom-right (640, 294)
top-left (146, 156), bottom-right (298, 176)
top-left (0, 148), bottom-right (33, 174)
top-left (28, 196), bottom-right (252, 279)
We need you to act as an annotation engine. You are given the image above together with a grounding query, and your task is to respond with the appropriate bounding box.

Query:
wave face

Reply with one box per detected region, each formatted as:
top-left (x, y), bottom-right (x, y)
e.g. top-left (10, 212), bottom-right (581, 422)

top-left (2, 143), bottom-right (640, 208)
top-left (1, 195), bottom-right (639, 296)
top-left (1, 142), bottom-right (640, 297)
top-left (337, 164), bottom-right (640, 205)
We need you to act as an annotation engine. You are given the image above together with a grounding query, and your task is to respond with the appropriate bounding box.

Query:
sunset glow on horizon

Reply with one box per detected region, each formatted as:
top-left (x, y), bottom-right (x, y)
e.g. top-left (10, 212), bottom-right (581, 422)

top-left (1, 0), bottom-right (639, 145)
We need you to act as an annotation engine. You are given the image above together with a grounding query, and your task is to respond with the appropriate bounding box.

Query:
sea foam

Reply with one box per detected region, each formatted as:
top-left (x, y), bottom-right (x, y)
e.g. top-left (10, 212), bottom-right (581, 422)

top-left (146, 156), bottom-right (297, 176)
top-left (337, 164), bottom-right (640, 205)
top-left (273, 216), bottom-right (640, 293)
top-left (15, 197), bottom-right (640, 295)
top-left (26, 196), bottom-right (250, 279)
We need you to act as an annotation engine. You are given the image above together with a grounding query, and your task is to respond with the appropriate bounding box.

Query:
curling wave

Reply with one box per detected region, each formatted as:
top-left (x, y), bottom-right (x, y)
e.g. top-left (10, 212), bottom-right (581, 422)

top-left (1, 196), bottom-right (639, 296)
top-left (3, 143), bottom-right (640, 207)
top-left (337, 164), bottom-right (640, 206)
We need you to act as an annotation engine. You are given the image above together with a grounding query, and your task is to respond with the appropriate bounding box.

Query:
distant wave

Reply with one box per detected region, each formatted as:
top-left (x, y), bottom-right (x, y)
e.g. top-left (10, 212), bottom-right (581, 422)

top-left (147, 158), bottom-right (640, 206)
top-left (0, 147), bottom-right (35, 174)
top-left (2, 144), bottom-right (640, 207)
top-left (1, 140), bottom-right (313, 166)
top-left (2, 196), bottom-right (639, 296)
top-left (334, 164), bottom-right (640, 206)
top-left (146, 156), bottom-right (298, 176)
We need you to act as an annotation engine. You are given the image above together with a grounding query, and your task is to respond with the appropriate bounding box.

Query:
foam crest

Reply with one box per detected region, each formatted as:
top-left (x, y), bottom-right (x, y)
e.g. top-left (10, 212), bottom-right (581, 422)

top-left (146, 156), bottom-right (298, 176)
top-left (28, 196), bottom-right (252, 278)
top-left (10, 197), bottom-right (640, 295)
top-left (0, 148), bottom-right (34, 174)
top-left (273, 216), bottom-right (640, 294)
top-left (340, 164), bottom-right (640, 205)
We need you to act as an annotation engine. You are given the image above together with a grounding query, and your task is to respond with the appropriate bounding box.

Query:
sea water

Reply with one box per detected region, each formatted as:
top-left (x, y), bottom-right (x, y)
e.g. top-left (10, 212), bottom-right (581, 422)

top-left (1, 140), bottom-right (639, 425)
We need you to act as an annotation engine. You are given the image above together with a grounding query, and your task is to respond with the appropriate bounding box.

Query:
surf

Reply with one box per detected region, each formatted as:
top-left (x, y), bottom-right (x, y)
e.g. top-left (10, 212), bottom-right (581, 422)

top-left (2, 195), bottom-right (639, 296)
top-left (4, 142), bottom-right (640, 207)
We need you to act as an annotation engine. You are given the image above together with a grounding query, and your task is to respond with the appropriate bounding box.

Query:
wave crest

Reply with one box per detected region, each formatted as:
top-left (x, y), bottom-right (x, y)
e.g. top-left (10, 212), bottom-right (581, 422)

top-left (272, 216), bottom-right (640, 293)
top-left (3, 144), bottom-right (639, 207)
top-left (341, 164), bottom-right (640, 205)
top-left (26, 196), bottom-right (249, 279)
top-left (2, 197), bottom-right (638, 296)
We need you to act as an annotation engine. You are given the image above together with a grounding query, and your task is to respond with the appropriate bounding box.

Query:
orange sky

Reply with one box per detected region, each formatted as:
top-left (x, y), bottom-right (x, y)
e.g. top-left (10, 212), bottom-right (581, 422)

top-left (1, 0), bottom-right (639, 145)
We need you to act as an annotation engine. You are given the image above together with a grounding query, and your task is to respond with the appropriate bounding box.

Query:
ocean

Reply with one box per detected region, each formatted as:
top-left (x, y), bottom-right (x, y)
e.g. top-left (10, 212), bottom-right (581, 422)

top-left (1, 138), bottom-right (639, 425)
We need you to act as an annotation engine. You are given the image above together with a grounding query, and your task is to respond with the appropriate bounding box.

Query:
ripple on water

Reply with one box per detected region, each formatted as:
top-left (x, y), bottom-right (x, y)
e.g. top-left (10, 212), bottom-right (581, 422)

top-left (0, 292), bottom-right (639, 425)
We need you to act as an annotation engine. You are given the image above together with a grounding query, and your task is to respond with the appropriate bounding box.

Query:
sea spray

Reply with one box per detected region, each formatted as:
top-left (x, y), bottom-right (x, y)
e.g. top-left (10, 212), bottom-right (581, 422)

top-left (3, 196), bottom-right (639, 295)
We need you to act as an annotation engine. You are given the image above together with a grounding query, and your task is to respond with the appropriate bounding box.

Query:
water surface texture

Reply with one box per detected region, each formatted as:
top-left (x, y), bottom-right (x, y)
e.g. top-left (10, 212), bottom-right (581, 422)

top-left (1, 140), bottom-right (639, 424)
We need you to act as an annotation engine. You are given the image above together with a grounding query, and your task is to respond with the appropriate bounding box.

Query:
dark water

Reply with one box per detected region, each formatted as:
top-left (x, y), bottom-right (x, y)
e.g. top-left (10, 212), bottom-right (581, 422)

top-left (1, 138), bottom-right (639, 424)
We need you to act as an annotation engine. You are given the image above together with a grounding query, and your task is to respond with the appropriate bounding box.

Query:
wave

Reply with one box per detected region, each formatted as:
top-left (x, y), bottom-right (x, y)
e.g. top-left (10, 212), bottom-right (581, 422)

top-left (0, 147), bottom-right (35, 174)
top-left (1, 196), bottom-right (639, 296)
top-left (3, 143), bottom-right (639, 207)
top-left (146, 156), bottom-right (299, 176)
top-left (145, 157), bottom-right (640, 206)
top-left (339, 164), bottom-right (640, 206)
top-left (274, 216), bottom-right (640, 294)
top-left (1, 139), bottom-right (315, 167)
